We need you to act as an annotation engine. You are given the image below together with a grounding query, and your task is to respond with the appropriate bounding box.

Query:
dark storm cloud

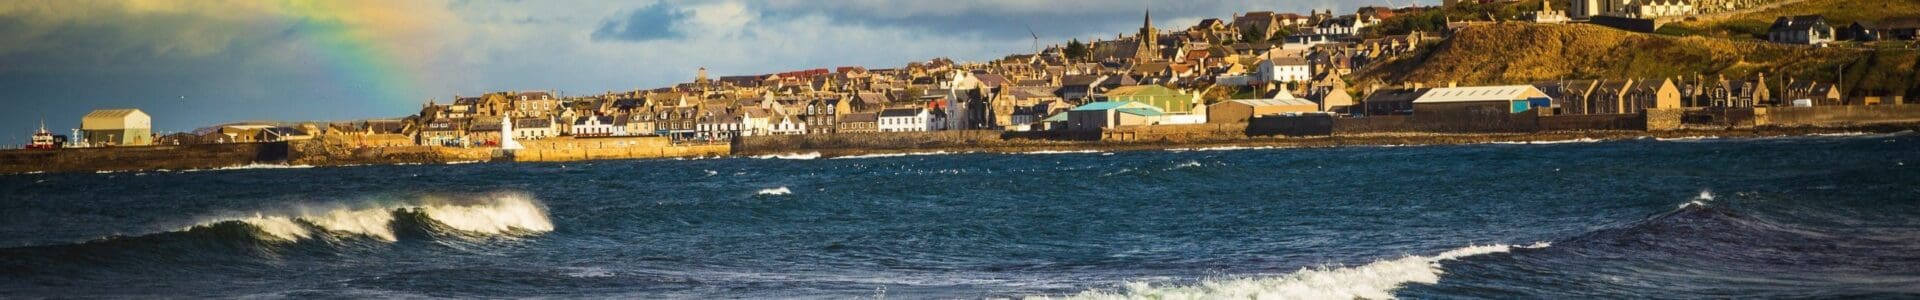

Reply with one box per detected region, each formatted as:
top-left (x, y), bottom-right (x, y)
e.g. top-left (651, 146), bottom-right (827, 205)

top-left (591, 3), bottom-right (692, 42)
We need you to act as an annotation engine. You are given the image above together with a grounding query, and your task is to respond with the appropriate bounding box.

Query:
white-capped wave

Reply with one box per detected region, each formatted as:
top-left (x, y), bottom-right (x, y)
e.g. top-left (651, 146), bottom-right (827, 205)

top-left (1680, 190), bottom-right (1715, 209)
top-left (831, 151), bottom-right (961, 159)
top-left (1018, 150), bottom-right (1103, 155)
top-left (1490, 138), bottom-right (1604, 145)
top-left (1167, 146), bottom-right (1282, 152)
top-left (195, 193), bottom-right (553, 242)
top-left (753, 152), bottom-right (821, 160)
top-left (1032, 242), bottom-right (1549, 300)
top-left (757, 187), bottom-right (793, 196)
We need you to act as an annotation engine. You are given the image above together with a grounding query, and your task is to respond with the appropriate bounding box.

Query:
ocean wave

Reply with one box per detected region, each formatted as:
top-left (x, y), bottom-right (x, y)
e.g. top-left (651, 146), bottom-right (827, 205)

top-left (172, 163), bottom-right (317, 173)
top-left (831, 151), bottom-right (963, 160)
top-left (1018, 150), bottom-right (1104, 155)
top-left (1166, 146), bottom-right (1283, 152)
top-left (1033, 243), bottom-right (1549, 300)
top-left (187, 193), bottom-right (553, 242)
top-left (756, 187), bottom-right (793, 196)
top-left (1488, 138), bottom-right (1605, 145)
top-left (753, 152), bottom-right (822, 160)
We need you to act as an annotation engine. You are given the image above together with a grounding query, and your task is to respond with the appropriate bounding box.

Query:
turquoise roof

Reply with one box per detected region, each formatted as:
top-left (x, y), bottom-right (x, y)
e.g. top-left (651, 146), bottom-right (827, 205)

top-left (1071, 101), bottom-right (1143, 111)
top-left (1041, 113), bottom-right (1069, 122)
top-left (1114, 107), bottom-right (1163, 116)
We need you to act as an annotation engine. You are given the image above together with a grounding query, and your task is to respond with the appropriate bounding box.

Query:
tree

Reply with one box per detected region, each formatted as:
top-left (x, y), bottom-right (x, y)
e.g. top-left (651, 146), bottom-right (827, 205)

top-left (1241, 28), bottom-right (1268, 43)
top-left (1064, 39), bottom-right (1090, 61)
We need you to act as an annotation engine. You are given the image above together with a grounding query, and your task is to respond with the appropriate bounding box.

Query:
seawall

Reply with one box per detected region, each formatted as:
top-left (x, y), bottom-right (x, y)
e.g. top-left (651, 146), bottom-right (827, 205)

top-left (0, 142), bottom-right (287, 174)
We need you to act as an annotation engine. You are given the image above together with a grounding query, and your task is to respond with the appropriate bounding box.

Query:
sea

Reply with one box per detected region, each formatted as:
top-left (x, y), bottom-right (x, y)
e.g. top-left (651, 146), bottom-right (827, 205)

top-left (3, 133), bottom-right (1918, 299)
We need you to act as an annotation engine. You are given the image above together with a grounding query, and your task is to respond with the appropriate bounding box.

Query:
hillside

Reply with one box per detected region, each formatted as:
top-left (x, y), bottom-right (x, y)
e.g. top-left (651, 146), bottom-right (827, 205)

top-left (1350, 23), bottom-right (1919, 98)
top-left (1662, 0), bottom-right (1920, 40)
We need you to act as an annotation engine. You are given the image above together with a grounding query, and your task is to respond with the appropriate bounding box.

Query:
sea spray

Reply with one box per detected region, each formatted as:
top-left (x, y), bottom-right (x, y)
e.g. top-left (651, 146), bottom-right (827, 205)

top-left (1034, 243), bottom-right (1550, 300)
top-left (199, 193), bottom-right (553, 242)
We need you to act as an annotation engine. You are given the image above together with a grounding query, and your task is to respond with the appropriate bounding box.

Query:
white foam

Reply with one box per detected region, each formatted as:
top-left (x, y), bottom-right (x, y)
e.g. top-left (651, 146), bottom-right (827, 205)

top-left (1654, 136), bottom-right (1721, 142)
top-left (1033, 243), bottom-right (1547, 300)
top-left (418, 195), bottom-right (555, 234)
top-left (753, 152), bottom-right (822, 160)
top-left (831, 151), bottom-right (961, 159)
top-left (1019, 150), bottom-right (1103, 155)
top-left (1168, 146), bottom-right (1282, 152)
top-left (196, 193), bottom-right (553, 242)
top-left (443, 160), bottom-right (484, 165)
top-left (1166, 161), bottom-right (1205, 171)
top-left (756, 187), bottom-right (793, 196)
top-left (1489, 138), bottom-right (1603, 145)
top-left (1680, 190), bottom-right (1714, 209)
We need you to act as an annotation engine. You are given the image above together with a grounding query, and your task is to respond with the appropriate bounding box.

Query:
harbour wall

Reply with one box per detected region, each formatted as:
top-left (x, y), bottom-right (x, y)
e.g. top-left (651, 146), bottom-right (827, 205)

top-left (511, 136), bottom-right (729, 162)
top-left (0, 142), bottom-right (287, 174)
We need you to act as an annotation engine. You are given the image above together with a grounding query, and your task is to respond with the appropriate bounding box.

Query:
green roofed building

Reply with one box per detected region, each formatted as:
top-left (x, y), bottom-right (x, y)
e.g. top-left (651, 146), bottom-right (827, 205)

top-left (1067, 101), bottom-right (1163, 131)
top-left (1099, 85), bottom-right (1199, 114)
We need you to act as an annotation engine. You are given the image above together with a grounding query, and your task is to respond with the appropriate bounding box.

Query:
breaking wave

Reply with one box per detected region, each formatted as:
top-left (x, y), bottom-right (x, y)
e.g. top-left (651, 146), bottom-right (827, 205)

top-left (200, 193), bottom-right (552, 242)
top-left (1036, 243), bottom-right (1549, 300)
top-left (756, 187), bottom-right (793, 196)
top-left (753, 152), bottom-right (822, 160)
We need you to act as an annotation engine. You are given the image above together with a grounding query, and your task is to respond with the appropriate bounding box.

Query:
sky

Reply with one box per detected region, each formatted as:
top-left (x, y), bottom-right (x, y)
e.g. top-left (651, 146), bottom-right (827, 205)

top-left (0, 0), bottom-right (1434, 144)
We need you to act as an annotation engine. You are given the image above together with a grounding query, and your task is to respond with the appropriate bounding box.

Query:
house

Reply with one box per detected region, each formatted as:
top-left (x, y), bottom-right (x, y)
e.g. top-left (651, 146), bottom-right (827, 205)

top-left (571, 115), bottom-right (616, 137)
top-left (80, 108), bottom-right (153, 146)
top-left (1781, 80), bottom-right (1842, 106)
top-left (695, 111), bottom-right (741, 141)
top-left (1524, 0), bottom-right (1570, 24)
top-left (995, 86), bottom-right (1063, 128)
top-left (1572, 0), bottom-right (1694, 19)
top-left (836, 112), bottom-right (879, 133)
top-left (1412, 85), bottom-right (1552, 118)
top-left (624, 112), bottom-right (657, 136)
top-left (878, 108), bottom-right (935, 132)
top-left (1587, 80), bottom-right (1635, 115)
top-left (1208, 95), bottom-right (1321, 123)
top-left (1623, 78), bottom-right (1682, 113)
top-left (739, 107), bottom-right (773, 136)
top-left (1256, 55), bottom-right (1312, 83)
top-left (1532, 80), bottom-right (1598, 114)
top-left (1769, 15), bottom-right (1834, 45)
top-left (1067, 101), bottom-right (1164, 131)
top-left (1876, 17), bottom-right (1920, 40)
top-left (1306, 79), bottom-right (1356, 113)
top-left (419, 119), bottom-right (465, 146)
top-left (467, 119), bottom-right (504, 146)
top-left (513, 118), bottom-right (558, 140)
top-left (768, 113), bottom-right (807, 135)
top-left (1362, 87), bottom-right (1430, 116)
top-left (1841, 21), bottom-right (1881, 41)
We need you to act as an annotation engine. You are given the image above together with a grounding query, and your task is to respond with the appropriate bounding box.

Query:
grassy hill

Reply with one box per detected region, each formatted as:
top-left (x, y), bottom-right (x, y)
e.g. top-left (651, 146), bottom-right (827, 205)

top-left (1350, 23), bottom-right (1919, 98)
top-left (1662, 0), bottom-right (1920, 40)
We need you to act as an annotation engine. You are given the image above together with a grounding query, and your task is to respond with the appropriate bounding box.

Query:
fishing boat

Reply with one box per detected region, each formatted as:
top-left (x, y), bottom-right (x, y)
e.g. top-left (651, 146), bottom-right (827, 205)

top-left (26, 121), bottom-right (58, 149)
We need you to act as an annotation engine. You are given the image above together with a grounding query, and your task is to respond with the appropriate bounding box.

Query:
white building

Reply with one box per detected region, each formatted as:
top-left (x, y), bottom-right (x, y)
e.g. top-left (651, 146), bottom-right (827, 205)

top-left (512, 117), bottom-right (558, 140)
top-left (570, 115), bottom-right (617, 137)
top-left (1257, 56), bottom-right (1312, 83)
top-left (878, 108), bottom-right (934, 132)
top-left (768, 114), bottom-right (808, 135)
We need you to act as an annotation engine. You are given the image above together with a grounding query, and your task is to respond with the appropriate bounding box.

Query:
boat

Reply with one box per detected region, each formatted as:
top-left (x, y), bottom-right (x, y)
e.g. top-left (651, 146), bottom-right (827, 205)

top-left (26, 121), bottom-right (58, 149)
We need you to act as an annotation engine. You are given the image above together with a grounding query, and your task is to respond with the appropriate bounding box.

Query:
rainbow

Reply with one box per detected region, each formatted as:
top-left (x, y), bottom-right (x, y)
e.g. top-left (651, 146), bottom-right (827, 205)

top-left (268, 1), bottom-right (433, 114)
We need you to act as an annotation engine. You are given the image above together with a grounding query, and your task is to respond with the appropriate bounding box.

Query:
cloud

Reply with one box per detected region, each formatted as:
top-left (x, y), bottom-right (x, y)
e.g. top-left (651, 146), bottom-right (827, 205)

top-left (591, 3), bottom-right (692, 42)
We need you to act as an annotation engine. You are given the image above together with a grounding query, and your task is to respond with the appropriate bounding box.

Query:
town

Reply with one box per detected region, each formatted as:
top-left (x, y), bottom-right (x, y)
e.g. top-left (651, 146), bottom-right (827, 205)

top-left (12, 0), bottom-right (1920, 171)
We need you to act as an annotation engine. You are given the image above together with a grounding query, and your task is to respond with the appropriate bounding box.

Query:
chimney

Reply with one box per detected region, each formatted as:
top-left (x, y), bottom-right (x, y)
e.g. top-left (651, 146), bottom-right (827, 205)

top-left (1449, 81), bottom-right (1458, 88)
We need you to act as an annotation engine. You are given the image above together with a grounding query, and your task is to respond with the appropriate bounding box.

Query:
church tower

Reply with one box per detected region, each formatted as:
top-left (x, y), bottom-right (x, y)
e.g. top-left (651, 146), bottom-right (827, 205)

top-left (1135, 10), bottom-right (1158, 62)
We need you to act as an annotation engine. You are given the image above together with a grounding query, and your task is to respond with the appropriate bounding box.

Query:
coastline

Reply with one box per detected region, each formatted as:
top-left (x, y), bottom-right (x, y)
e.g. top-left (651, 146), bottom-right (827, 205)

top-left (6, 123), bottom-right (1914, 175)
top-left (734, 124), bottom-right (1920, 159)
